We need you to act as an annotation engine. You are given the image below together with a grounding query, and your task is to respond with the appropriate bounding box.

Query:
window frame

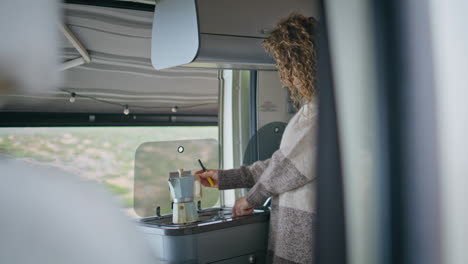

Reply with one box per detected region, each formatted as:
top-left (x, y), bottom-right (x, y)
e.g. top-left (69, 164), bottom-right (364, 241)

top-left (0, 113), bottom-right (217, 127)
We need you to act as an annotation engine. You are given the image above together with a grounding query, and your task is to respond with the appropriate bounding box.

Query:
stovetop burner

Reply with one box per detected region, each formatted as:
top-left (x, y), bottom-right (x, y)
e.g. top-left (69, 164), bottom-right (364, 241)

top-left (138, 207), bottom-right (270, 236)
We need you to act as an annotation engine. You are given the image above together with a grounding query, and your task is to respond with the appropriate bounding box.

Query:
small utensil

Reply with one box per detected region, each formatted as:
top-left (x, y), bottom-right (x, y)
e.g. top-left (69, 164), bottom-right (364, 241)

top-left (198, 159), bottom-right (215, 187)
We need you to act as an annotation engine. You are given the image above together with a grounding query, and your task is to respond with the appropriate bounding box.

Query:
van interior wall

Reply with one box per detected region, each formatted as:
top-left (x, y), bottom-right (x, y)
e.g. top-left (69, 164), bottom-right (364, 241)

top-left (221, 69), bottom-right (294, 206)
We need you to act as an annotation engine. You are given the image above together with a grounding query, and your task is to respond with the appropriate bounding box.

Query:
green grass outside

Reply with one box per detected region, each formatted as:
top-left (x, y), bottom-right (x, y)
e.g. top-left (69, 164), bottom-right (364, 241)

top-left (104, 182), bottom-right (130, 195)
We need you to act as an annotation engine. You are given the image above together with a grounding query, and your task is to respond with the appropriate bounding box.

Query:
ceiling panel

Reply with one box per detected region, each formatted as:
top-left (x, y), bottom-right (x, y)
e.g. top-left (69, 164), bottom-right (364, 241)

top-left (1, 3), bottom-right (219, 116)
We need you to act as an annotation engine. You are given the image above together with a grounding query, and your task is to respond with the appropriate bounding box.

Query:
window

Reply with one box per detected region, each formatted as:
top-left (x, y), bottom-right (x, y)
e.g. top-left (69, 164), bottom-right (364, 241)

top-left (0, 126), bottom-right (218, 218)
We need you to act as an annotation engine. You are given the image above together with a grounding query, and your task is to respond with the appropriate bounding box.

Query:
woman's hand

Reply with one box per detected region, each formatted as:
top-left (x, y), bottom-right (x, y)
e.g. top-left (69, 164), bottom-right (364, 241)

top-left (194, 169), bottom-right (219, 188)
top-left (232, 196), bottom-right (254, 217)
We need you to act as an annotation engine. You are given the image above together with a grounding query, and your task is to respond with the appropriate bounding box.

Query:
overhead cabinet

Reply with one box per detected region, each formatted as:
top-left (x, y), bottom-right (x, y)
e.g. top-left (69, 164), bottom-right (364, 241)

top-left (151, 0), bottom-right (318, 70)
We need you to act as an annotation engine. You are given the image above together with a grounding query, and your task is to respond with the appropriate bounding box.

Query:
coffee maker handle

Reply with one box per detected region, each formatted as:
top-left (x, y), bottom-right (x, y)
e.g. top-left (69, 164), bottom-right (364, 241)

top-left (193, 178), bottom-right (202, 199)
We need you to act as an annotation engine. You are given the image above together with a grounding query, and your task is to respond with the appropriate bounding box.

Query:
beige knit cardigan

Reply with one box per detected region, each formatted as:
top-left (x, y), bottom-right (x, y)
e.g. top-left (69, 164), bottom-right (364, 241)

top-left (218, 101), bottom-right (317, 264)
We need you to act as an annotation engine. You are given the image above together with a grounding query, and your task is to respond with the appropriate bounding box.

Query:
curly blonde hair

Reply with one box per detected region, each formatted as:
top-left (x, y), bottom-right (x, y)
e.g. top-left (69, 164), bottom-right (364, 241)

top-left (263, 13), bottom-right (318, 107)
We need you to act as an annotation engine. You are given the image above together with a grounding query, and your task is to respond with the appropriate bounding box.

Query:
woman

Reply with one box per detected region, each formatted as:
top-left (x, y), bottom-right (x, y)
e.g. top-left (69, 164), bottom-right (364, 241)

top-left (196, 13), bottom-right (318, 264)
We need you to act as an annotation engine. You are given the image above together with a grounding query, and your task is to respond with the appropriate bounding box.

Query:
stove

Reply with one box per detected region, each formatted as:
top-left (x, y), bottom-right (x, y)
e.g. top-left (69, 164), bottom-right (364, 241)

top-left (139, 207), bottom-right (270, 263)
top-left (134, 140), bottom-right (270, 263)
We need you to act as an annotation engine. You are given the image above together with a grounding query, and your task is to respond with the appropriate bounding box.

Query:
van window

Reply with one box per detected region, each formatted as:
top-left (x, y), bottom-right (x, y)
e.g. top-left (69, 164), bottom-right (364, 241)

top-left (0, 126), bottom-right (218, 218)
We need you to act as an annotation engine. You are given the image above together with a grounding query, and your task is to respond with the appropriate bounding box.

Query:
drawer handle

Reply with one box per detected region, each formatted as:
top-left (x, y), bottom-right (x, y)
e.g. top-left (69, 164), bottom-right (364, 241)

top-left (248, 254), bottom-right (256, 264)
